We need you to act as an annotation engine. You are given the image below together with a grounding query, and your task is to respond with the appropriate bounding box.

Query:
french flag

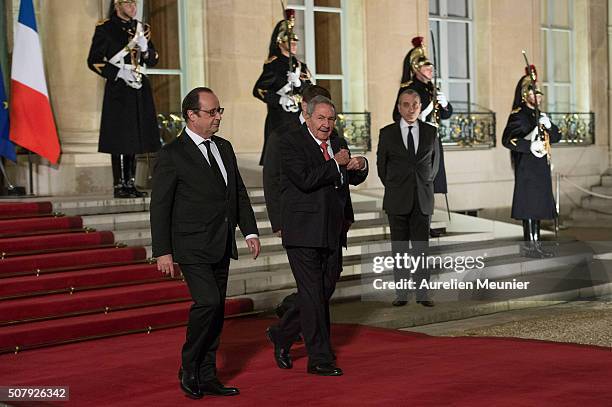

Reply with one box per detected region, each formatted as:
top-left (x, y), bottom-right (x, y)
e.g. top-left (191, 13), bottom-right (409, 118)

top-left (9, 0), bottom-right (60, 164)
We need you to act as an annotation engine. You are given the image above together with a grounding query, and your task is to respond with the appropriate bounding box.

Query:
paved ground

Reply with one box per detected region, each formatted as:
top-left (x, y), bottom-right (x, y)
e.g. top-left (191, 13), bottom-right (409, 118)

top-left (401, 296), bottom-right (612, 348)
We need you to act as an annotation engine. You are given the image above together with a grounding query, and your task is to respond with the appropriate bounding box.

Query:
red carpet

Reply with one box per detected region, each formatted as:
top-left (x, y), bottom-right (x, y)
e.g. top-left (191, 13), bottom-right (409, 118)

top-left (0, 216), bottom-right (82, 234)
top-left (0, 201), bottom-right (52, 216)
top-left (0, 318), bottom-right (610, 406)
top-left (0, 230), bottom-right (115, 253)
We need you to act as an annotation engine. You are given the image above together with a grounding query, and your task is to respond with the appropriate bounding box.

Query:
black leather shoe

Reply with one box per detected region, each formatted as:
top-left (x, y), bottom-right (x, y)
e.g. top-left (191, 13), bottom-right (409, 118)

top-left (125, 184), bottom-right (148, 198)
top-left (113, 186), bottom-right (132, 199)
top-left (266, 327), bottom-right (292, 369)
top-left (178, 367), bottom-right (203, 399)
top-left (307, 363), bottom-right (343, 376)
top-left (417, 300), bottom-right (435, 307)
top-left (200, 378), bottom-right (239, 396)
top-left (429, 228), bottom-right (443, 238)
top-left (392, 299), bottom-right (408, 307)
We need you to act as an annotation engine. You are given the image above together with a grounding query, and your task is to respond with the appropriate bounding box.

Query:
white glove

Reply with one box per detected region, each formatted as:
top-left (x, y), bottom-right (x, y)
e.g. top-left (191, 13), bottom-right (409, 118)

top-left (287, 71), bottom-right (301, 87)
top-left (116, 66), bottom-right (142, 89)
top-left (279, 94), bottom-right (299, 113)
top-left (419, 101), bottom-right (434, 122)
top-left (530, 139), bottom-right (546, 158)
top-left (135, 32), bottom-right (148, 53)
top-left (539, 113), bottom-right (551, 129)
top-left (436, 91), bottom-right (448, 108)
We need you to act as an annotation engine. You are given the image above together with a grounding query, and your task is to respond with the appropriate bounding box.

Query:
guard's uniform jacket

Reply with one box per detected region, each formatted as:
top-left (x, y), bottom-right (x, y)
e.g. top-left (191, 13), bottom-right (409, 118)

top-left (253, 53), bottom-right (311, 165)
top-left (87, 14), bottom-right (161, 154)
top-left (502, 103), bottom-right (561, 220)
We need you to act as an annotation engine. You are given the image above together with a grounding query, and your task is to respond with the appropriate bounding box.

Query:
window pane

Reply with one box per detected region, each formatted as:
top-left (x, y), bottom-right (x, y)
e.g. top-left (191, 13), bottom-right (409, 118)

top-left (552, 0), bottom-right (570, 28)
top-left (447, 0), bottom-right (468, 17)
top-left (144, 0), bottom-right (180, 70)
top-left (314, 12), bottom-right (342, 75)
top-left (429, 0), bottom-right (439, 16)
top-left (316, 79), bottom-right (343, 110)
top-left (552, 30), bottom-right (570, 82)
top-left (315, 0), bottom-right (341, 7)
top-left (288, 0), bottom-right (305, 6)
top-left (293, 10), bottom-right (307, 63)
top-left (447, 22), bottom-right (469, 79)
top-left (540, 29), bottom-right (548, 82)
top-left (149, 74), bottom-right (181, 115)
top-left (541, 84), bottom-right (549, 111)
top-left (554, 85), bottom-right (571, 111)
top-left (430, 20), bottom-right (441, 78)
top-left (449, 82), bottom-right (469, 104)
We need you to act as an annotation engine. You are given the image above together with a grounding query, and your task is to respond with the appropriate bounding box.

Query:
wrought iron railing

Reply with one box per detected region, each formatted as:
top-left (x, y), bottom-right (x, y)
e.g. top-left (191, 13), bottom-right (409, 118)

top-left (547, 112), bottom-right (594, 146)
top-left (438, 103), bottom-right (496, 149)
top-left (336, 112), bottom-right (371, 153)
top-left (158, 112), bottom-right (373, 153)
top-left (157, 113), bottom-right (184, 144)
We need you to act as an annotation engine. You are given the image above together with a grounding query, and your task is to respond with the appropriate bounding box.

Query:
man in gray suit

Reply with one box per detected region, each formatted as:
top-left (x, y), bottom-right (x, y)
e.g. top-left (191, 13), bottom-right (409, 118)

top-left (376, 88), bottom-right (439, 307)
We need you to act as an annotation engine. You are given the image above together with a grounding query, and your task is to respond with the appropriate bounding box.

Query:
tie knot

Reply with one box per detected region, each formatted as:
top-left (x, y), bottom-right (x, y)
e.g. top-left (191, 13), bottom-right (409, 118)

top-left (320, 142), bottom-right (328, 149)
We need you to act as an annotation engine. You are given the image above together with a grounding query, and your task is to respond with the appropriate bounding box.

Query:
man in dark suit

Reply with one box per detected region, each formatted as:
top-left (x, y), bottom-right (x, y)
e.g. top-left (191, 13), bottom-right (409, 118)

top-left (377, 88), bottom-right (439, 307)
top-left (150, 87), bottom-right (261, 399)
top-left (266, 95), bottom-right (367, 377)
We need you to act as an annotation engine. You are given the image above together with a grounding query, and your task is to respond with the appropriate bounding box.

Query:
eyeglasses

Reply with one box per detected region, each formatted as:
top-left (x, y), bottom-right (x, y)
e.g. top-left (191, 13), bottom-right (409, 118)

top-left (192, 107), bottom-right (224, 117)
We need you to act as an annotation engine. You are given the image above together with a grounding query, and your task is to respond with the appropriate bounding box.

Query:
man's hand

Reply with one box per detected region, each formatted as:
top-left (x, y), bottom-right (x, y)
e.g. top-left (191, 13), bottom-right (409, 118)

top-left (157, 254), bottom-right (176, 277)
top-left (246, 237), bottom-right (261, 259)
top-left (346, 156), bottom-right (366, 171)
top-left (334, 149), bottom-right (350, 166)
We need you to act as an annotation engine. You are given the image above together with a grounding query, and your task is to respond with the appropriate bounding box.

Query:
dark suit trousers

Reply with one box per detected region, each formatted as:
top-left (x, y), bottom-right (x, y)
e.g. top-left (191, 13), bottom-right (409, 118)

top-left (179, 236), bottom-right (231, 381)
top-left (388, 195), bottom-right (431, 301)
top-left (276, 246), bottom-right (341, 365)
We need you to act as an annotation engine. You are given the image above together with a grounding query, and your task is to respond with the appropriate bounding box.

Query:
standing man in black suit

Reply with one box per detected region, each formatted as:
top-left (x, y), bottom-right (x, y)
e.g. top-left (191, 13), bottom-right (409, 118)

top-left (150, 87), bottom-right (261, 399)
top-left (266, 95), bottom-right (367, 376)
top-left (378, 88), bottom-right (439, 307)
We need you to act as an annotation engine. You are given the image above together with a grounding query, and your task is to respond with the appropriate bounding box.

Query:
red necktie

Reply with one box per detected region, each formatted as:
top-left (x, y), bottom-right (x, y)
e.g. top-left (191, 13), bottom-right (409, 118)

top-left (320, 142), bottom-right (331, 161)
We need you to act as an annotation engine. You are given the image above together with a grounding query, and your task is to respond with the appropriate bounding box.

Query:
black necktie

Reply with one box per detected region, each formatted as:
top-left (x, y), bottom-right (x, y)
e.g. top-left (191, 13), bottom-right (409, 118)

top-left (203, 140), bottom-right (226, 187)
top-left (407, 126), bottom-right (416, 157)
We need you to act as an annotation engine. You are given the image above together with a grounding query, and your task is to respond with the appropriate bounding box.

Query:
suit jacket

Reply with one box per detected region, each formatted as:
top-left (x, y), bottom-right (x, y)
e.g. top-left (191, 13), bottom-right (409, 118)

top-left (263, 117), bottom-right (363, 235)
top-left (280, 124), bottom-right (368, 249)
top-left (377, 120), bottom-right (439, 216)
top-left (150, 129), bottom-right (259, 264)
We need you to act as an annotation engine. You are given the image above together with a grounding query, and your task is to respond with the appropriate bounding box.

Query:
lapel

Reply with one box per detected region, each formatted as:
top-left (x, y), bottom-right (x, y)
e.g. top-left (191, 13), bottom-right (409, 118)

top-left (212, 135), bottom-right (233, 194)
top-left (301, 124), bottom-right (327, 164)
top-left (415, 120), bottom-right (431, 159)
top-left (179, 129), bottom-right (227, 192)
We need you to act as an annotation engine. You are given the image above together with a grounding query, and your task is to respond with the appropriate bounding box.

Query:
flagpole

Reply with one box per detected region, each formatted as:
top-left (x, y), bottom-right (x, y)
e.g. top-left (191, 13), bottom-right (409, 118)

top-left (0, 159), bottom-right (26, 196)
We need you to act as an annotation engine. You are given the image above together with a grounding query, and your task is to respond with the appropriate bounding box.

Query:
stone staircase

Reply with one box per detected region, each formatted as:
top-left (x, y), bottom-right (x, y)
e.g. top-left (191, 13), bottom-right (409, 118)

top-left (19, 187), bottom-right (612, 321)
top-left (567, 168), bottom-right (612, 227)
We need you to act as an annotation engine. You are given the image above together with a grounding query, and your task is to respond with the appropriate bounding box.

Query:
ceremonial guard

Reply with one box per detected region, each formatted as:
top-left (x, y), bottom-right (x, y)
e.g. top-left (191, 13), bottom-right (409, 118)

top-left (253, 9), bottom-right (312, 165)
top-left (392, 37), bottom-right (451, 236)
top-left (502, 64), bottom-right (561, 257)
top-left (87, 0), bottom-right (160, 198)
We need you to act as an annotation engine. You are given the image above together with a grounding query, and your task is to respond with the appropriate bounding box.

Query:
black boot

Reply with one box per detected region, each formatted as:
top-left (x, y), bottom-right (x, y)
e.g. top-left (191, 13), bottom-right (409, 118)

top-left (111, 154), bottom-right (131, 198)
top-left (123, 154), bottom-right (148, 198)
top-left (532, 220), bottom-right (554, 258)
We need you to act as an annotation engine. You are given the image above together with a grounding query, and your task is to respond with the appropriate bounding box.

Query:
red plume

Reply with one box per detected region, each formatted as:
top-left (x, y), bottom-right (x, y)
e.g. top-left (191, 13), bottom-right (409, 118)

top-left (525, 64), bottom-right (537, 80)
top-left (411, 36), bottom-right (424, 48)
top-left (284, 8), bottom-right (295, 20)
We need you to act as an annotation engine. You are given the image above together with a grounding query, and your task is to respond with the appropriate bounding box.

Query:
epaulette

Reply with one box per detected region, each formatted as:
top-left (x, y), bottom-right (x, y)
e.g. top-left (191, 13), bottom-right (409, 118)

top-left (96, 18), bottom-right (109, 26)
top-left (400, 80), bottom-right (413, 88)
top-left (264, 56), bottom-right (278, 64)
top-left (511, 106), bottom-right (521, 114)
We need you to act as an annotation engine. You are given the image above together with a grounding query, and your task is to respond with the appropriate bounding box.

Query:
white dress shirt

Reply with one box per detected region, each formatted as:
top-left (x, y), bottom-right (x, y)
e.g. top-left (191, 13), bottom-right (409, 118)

top-left (400, 118), bottom-right (419, 154)
top-left (184, 126), bottom-right (257, 241)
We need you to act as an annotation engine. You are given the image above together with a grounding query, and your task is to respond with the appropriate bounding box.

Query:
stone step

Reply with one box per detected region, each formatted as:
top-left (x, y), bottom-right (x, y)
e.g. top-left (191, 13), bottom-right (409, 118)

top-left (228, 241), bottom-right (600, 310)
top-left (602, 175), bottom-right (612, 186)
top-left (590, 185), bottom-right (612, 196)
top-left (580, 196), bottom-right (612, 214)
top-left (568, 208), bottom-right (612, 226)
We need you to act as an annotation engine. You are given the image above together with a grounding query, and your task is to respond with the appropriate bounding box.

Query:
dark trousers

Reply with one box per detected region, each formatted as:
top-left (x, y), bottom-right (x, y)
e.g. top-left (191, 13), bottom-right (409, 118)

top-left (388, 196), bottom-right (431, 301)
top-left (179, 250), bottom-right (230, 381)
top-left (275, 246), bottom-right (341, 365)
